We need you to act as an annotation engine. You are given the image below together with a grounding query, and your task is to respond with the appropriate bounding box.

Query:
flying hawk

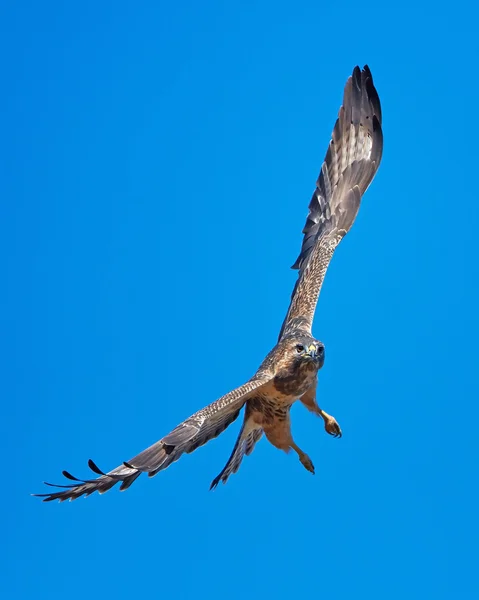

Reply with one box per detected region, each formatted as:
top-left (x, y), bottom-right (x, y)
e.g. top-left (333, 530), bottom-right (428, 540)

top-left (35, 65), bottom-right (383, 502)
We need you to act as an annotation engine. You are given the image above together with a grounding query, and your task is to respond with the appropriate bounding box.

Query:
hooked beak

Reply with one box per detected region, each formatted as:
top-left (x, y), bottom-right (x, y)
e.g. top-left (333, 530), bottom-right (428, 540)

top-left (305, 343), bottom-right (324, 366)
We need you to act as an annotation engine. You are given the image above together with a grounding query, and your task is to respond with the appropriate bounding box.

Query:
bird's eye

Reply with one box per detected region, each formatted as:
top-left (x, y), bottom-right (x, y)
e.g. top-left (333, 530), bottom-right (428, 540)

top-left (296, 344), bottom-right (304, 353)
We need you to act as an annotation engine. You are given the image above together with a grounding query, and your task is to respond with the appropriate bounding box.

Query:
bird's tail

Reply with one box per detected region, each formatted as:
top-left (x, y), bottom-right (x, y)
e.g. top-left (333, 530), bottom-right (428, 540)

top-left (210, 419), bottom-right (262, 489)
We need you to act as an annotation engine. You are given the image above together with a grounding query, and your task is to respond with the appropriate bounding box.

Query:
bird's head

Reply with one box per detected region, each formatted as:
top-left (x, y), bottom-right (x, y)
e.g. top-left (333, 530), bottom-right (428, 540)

top-left (278, 335), bottom-right (325, 371)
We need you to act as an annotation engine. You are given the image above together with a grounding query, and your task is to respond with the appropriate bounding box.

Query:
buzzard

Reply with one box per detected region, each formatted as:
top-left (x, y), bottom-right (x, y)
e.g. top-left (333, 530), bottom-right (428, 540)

top-left (35, 65), bottom-right (382, 501)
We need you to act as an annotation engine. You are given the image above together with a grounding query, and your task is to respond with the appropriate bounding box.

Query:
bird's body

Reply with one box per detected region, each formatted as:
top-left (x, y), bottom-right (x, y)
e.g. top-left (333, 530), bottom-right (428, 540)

top-left (210, 334), bottom-right (328, 488)
top-left (35, 65), bottom-right (383, 502)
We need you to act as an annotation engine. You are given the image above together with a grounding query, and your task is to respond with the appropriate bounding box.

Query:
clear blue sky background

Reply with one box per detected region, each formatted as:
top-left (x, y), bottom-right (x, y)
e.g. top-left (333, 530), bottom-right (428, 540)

top-left (2, 1), bottom-right (479, 598)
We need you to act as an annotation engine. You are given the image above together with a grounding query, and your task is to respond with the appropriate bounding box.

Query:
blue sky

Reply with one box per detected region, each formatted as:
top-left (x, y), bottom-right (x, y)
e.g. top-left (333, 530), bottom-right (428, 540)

top-left (3, 0), bottom-right (479, 598)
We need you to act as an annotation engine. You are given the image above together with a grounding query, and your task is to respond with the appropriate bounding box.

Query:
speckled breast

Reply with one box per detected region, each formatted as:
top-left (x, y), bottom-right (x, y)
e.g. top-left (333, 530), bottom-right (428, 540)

top-left (272, 361), bottom-right (318, 400)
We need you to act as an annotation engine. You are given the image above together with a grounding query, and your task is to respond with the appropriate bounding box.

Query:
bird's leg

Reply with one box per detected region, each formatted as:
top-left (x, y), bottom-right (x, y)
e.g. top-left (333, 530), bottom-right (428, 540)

top-left (263, 410), bottom-right (316, 475)
top-left (317, 408), bottom-right (342, 437)
top-left (300, 386), bottom-right (342, 438)
top-left (290, 441), bottom-right (315, 474)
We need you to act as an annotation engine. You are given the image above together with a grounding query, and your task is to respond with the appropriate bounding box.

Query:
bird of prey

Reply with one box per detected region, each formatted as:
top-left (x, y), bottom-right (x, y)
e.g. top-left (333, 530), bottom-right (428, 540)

top-left (35, 65), bottom-right (382, 502)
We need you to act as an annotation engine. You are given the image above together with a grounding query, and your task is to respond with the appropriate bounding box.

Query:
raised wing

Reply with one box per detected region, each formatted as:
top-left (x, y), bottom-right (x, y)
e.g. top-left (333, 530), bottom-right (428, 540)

top-left (34, 377), bottom-right (270, 502)
top-left (279, 65), bottom-right (383, 339)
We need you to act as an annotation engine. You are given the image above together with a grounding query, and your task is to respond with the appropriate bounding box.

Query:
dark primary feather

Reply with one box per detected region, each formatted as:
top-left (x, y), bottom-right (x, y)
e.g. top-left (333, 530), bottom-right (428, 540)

top-left (34, 377), bottom-right (270, 502)
top-left (279, 65), bottom-right (383, 339)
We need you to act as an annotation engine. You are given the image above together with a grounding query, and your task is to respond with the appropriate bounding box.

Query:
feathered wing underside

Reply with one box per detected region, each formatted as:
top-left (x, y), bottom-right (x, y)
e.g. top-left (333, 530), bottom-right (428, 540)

top-left (279, 65), bottom-right (383, 339)
top-left (34, 377), bottom-right (270, 502)
top-left (210, 412), bottom-right (263, 490)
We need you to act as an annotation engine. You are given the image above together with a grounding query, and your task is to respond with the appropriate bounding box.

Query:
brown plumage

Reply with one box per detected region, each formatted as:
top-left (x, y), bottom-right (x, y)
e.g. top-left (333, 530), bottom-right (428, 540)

top-left (34, 65), bottom-right (383, 502)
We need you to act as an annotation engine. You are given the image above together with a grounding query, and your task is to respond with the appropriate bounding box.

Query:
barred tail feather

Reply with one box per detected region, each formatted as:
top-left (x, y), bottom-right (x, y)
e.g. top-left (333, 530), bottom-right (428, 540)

top-left (210, 421), bottom-right (262, 490)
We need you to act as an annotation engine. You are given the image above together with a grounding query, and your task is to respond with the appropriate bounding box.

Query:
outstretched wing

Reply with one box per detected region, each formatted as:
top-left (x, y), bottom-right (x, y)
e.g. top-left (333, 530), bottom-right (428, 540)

top-left (279, 65), bottom-right (383, 339)
top-left (34, 377), bottom-right (270, 502)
